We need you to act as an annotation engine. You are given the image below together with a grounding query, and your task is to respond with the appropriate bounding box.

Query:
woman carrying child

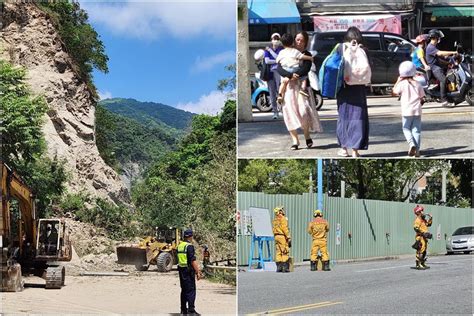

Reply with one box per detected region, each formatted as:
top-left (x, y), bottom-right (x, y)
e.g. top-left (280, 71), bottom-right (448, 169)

top-left (276, 32), bottom-right (322, 150)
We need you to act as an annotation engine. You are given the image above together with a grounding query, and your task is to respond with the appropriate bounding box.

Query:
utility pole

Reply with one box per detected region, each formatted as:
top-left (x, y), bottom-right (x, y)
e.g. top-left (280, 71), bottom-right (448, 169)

top-left (441, 168), bottom-right (447, 204)
top-left (237, 3), bottom-right (253, 122)
top-left (317, 159), bottom-right (323, 210)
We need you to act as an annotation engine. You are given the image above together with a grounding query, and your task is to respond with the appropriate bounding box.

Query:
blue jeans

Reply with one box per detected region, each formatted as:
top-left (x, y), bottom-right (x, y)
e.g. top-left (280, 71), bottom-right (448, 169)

top-left (402, 116), bottom-right (421, 150)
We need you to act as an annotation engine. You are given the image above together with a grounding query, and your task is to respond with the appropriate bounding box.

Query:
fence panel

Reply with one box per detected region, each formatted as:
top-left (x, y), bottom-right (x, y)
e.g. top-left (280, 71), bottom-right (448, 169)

top-left (237, 192), bottom-right (474, 265)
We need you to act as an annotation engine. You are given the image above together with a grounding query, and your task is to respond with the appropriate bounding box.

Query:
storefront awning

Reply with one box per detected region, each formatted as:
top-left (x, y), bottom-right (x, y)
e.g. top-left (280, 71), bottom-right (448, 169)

top-left (248, 0), bottom-right (301, 24)
top-left (425, 6), bottom-right (474, 17)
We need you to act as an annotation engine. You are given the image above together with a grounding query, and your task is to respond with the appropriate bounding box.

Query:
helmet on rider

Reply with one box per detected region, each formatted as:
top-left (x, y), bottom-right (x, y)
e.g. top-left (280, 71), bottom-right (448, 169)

top-left (429, 29), bottom-right (445, 40)
top-left (313, 209), bottom-right (323, 217)
top-left (415, 34), bottom-right (429, 44)
top-left (413, 205), bottom-right (424, 215)
top-left (274, 206), bottom-right (285, 216)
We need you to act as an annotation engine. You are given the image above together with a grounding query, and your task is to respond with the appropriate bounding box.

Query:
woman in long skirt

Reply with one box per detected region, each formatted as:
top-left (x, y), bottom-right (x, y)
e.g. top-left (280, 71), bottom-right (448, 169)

top-left (278, 31), bottom-right (322, 150)
top-left (337, 27), bottom-right (370, 157)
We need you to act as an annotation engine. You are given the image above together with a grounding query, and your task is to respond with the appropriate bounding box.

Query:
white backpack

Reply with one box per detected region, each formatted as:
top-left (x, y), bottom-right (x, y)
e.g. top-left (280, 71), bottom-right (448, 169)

top-left (343, 40), bottom-right (372, 85)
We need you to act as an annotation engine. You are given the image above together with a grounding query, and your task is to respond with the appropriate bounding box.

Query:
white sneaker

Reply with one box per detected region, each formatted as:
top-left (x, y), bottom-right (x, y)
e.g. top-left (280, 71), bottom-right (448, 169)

top-left (272, 113), bottom-right (278, 120)
top-left (441, 101), bottom-right (454, 108)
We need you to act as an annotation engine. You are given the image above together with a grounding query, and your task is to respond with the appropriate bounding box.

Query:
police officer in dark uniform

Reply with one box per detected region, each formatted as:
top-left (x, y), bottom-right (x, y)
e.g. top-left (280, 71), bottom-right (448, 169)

top-left (177, 229), bottom-right (202, 315)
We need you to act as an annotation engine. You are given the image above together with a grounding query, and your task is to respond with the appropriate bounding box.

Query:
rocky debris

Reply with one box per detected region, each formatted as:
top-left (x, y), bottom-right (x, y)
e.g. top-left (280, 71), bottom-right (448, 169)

top-left (0, 2), bottom-right (130, 205)
top-left (64, 219), bottom-right (135, 275)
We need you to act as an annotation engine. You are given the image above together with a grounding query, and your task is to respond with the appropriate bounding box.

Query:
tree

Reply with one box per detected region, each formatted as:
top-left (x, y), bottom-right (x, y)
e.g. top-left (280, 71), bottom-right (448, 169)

top-left (238, 159), bottom-right (315, 194)
top-left (38, 2), bottom-right (109, 94)
top-left (1, 60), bottom-right (67, 217)
top-left (217, 64), bottom-right (236, 96)
top-left (332, 160), bottom-right (446, 201)
top-left (449, 159), bottom-right (473, 207)
top-left (0, 60), bottom-right (47, 168)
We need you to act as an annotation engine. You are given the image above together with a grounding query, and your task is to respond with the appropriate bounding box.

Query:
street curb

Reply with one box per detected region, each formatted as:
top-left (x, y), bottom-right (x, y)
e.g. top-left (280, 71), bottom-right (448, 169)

top-left (238, 253), bottom-right (450, 271)
top-left (295, 252), bottom-right (448, 266)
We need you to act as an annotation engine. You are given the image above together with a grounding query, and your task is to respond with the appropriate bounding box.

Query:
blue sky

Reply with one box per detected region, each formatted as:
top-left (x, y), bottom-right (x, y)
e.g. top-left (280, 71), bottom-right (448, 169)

top-left (80, 1), bottom-right (236, 114)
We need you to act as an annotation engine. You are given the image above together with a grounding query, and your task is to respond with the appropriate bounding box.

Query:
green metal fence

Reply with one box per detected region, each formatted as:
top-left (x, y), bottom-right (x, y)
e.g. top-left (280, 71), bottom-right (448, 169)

top-left (237, 191), bottom-right (474, 265)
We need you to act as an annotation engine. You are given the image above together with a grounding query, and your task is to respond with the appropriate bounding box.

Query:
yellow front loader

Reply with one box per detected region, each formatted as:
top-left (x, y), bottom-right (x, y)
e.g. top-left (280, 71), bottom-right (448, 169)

top-left (116, 227), bottom-right (180, 272)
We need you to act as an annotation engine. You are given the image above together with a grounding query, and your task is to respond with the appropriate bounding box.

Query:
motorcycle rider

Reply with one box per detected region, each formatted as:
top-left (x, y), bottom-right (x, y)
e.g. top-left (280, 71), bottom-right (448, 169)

top-left (425, 29), bottom-right (458, 107)
top-left (412, 34), bottom-right (430, 72)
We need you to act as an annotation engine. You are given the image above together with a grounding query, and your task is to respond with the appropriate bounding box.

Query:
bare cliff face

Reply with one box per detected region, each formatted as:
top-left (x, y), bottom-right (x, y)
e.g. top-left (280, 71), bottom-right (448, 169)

top-left (0, 3), bottom-right (130, 205)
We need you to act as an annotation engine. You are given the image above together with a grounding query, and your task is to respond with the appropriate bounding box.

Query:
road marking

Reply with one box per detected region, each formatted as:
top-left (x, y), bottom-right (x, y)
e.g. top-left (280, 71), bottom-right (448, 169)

top-left (356, 257), bottom-right (473, 273)
top-left (248, 301), bottom-right (343, 315)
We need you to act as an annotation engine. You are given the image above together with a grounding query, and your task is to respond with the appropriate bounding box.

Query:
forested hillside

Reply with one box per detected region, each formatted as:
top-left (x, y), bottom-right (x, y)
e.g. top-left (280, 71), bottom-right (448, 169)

top-left (100, 98), bottom-right (194, 130)
top-left (133, 100), bottom-right (236, 256)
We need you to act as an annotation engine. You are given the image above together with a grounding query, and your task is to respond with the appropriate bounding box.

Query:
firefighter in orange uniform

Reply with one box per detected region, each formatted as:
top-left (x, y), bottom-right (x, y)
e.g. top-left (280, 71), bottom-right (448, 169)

top-left (272, 206), bottom-right (291, 273)
top-left (412, 205), bottom-right (433, 270)
top-left (307, 209), bottom-right (330, 271)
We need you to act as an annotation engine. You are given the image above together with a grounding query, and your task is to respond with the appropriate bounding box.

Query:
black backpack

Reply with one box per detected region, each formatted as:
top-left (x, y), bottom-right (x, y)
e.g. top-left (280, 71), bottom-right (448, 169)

top-left (258, 59), bottom-right (272, 81)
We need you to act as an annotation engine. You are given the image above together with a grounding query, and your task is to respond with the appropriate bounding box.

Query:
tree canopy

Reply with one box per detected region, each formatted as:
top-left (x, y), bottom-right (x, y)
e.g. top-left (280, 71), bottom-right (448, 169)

top-left (0, 59), bottom-right (67, 216)
top-left (238, 159), bottom-right (471, 208)
top-left (132, 100), bottom-right (236, 257)
top-left (38, 2), bottom-right (109, 95)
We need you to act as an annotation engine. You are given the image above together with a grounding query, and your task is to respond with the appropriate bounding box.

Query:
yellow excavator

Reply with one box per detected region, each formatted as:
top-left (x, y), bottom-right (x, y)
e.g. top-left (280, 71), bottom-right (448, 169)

top-left (1, 161), bottom-right (72, 291)
top-left (116, 227), bottom-right (180, 272)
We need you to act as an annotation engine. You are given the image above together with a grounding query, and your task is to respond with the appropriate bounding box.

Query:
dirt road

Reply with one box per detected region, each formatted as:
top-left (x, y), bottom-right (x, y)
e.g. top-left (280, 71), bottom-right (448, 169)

top-left (1, 271), bottom-right (236, 314)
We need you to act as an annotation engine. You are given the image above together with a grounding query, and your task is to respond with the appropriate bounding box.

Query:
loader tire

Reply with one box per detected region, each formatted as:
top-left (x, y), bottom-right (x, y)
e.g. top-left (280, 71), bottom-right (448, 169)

top-left (156, 252), bottom-right (173, 272)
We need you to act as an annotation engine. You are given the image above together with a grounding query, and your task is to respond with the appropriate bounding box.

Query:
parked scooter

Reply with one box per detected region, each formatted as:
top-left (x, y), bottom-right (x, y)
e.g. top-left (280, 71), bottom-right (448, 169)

top-left (308, 50), bottom-right (324, 110)
top-left (415, 43), bottom-right (472, 106)
top-left (251, 73), bottom-right (271, 112)
top-left (251, 49), bottom-right (271, 112)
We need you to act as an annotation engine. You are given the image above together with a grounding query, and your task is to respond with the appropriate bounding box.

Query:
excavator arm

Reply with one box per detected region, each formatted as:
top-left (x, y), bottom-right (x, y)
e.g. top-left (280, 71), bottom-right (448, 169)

top-left (0, 162), bottom-right (36, 251)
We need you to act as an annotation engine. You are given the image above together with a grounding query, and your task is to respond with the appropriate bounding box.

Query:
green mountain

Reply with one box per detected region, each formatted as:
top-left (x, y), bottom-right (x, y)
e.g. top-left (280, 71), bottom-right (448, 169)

top-left (99, 98), bottom-right (194, 130)
top-left (95, 98), bottom-right (194, 183)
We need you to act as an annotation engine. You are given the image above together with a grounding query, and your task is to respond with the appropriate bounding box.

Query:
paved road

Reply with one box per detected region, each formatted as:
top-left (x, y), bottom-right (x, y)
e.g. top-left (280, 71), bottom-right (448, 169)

top-left (1, 272), bottom-right (236, 314)
top-left (238, 254), bottom-right (473, 315)
top-left (238, 97), bottom-right (473, 158)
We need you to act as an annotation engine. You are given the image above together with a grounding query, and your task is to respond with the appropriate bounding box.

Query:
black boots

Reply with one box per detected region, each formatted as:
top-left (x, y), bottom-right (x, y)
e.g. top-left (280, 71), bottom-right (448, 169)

top-left (276, 262), bottom-right (283, 273)
top-left (276, 261), bottom-right (291, 273)
top-left (310, 261), bottom-right (316, 271)
top-left (322, 261), bottom-right (331, 271)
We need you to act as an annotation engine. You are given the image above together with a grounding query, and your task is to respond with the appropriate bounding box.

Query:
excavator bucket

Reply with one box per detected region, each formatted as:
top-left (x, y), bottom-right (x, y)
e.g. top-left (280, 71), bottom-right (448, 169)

top-left (116, 246), bottom-right (148, 266)
top-left (1, 263), bottom-right (23, 292)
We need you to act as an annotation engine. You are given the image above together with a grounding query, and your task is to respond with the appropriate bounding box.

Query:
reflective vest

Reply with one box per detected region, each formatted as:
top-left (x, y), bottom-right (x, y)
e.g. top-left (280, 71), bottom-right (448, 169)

top-left (177, 241), bottom-right (189, 268)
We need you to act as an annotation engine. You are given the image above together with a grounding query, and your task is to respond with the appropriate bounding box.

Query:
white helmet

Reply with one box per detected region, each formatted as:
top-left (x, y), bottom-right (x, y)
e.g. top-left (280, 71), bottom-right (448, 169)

top-left (254, 49), bottom-right (265, 61)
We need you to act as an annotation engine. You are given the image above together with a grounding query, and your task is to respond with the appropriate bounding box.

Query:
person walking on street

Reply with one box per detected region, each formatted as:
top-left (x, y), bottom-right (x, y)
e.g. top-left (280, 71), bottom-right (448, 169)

top-left (412, 205), bottom-right (433, 270)
top-left (425, 29), bottom-right (458, 107)
top-left (177, 229), bottom-right (202, 315)
top-left (272, 206), bottom-right (291, 272)
top-left (307, 209), bottom-right (330, 271)
top-left (264, 33), bottom-right (283, 119)
top-left (336, 27), bottom-right (371, 158)
top-left (277, 31), bottom-right (323, 150)
top-left (393, 61), bottom-right (425, 157)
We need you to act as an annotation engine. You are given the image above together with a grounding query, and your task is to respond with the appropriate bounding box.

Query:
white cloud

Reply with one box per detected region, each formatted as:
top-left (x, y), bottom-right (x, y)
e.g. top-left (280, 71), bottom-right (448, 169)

top-left (80, 1), bottom-right (235, 41)
top-left (176, 90), bottom-right (230, 115)
top-left (98, 90), bottom-right (112, 100)
top-left (192, 51), bottom-right (235, 73)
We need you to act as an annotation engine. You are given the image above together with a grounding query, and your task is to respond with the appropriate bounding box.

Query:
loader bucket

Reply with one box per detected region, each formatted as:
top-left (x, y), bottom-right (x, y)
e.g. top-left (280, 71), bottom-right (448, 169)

top-left (116, 246), bottom-right (148, 266)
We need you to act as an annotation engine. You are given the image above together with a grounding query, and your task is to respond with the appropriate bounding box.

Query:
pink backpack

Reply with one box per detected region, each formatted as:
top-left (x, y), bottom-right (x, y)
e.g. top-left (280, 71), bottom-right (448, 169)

top-left (343, 40), bottom-right (372, 85)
